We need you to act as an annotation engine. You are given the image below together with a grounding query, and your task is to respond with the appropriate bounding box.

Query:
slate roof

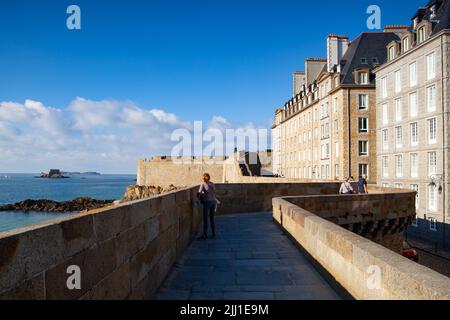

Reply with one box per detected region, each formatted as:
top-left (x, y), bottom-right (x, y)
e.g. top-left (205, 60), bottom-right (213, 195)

top-left (340, 32), bottom-right (400, 85)
top-left (413, 0), bottom-right (450, 35)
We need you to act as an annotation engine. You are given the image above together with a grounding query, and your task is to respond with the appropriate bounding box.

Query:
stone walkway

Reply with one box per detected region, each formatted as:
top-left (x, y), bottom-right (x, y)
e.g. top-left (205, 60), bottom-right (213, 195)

top-left (156, 212), bottom-right (341, 300)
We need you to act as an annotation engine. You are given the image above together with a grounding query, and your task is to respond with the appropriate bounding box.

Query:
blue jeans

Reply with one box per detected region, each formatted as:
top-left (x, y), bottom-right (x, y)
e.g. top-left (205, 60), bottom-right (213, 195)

top-left (202, 200), bottom-right (216, 237)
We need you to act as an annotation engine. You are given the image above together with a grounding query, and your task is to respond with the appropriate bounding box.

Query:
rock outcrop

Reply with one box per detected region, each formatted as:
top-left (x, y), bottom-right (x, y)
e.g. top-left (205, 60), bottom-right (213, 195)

top-left (121, 185), bottom-right (180, 202)
top-left (0, 197), bottom-right (114, 213)
top-left (36, 169), bottom-right (69, 179)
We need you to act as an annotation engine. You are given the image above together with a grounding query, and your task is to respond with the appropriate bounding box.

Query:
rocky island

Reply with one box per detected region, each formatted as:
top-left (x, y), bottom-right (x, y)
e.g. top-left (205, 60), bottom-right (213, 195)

top-left (35, 169), bottom-right (69, 179)
top-left (0, 185), bottom-right (180, 214)
top-left (0, 197), bottom-right (114, 213)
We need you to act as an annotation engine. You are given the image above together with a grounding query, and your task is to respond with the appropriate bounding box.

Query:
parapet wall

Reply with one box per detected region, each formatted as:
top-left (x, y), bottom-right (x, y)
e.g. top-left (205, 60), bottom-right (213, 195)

top-left (285, 191), bottom-right (416, 252)
top-left (137, 158), bottom-right (224, 187)
top-left (273, 193), bottom-right (450, 300)
top-left (0, 187), bottom-right (202, 299)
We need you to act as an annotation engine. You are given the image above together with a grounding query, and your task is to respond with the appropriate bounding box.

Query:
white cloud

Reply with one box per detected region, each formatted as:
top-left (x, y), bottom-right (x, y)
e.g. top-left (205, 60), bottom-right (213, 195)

top-left (0, 98), bottom-right (268, 173)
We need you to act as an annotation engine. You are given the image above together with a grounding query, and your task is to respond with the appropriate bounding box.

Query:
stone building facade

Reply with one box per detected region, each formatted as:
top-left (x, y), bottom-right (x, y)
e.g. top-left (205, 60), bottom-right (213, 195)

top-left (374, 0), bottom-right (450, 248)
top-left (272, 32), bottom-right (400, 182)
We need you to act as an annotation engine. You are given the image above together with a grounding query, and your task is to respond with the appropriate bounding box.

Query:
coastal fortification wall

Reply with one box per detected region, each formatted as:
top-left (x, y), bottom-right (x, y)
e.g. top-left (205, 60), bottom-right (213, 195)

top-left (137, 157), bottom-right (225, 187)
top-left (273, 191), bottom-right (450, 300)
top-left (137, 151), bottom-right (273, 187)
top-left (1, 182), bottom-right (448, 300)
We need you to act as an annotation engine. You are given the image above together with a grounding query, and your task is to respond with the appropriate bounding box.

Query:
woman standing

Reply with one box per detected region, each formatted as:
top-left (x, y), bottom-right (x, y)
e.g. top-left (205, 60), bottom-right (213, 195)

top-left (197, 173), bottom-right (216, 240)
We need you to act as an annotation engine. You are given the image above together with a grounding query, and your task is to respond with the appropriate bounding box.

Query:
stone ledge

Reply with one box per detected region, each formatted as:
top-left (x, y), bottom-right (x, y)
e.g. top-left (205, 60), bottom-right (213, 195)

top-left (273, 196), bottom-right (450, 300)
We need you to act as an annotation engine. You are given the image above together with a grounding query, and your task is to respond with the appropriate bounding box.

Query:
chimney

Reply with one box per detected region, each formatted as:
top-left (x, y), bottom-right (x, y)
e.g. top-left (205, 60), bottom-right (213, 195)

top-left (292, 71), bottom-right (305, 97)
top-left (383, 25), bottom-right (409, 37)
top-left (327, 34), bottom-right (349, 73)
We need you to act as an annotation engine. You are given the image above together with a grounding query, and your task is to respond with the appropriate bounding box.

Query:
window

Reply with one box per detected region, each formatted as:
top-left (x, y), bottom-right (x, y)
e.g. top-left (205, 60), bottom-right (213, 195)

top-left (427, 52), bottom-right (436, 80)
top-left (358, 94), bottom-right (369, 110)
top-left (335, 142), bottom-right (339, 158)
top-left (418, 27), bottom-right (426, 44)
top-left (409, 92), bottom-right (417, 117)
top-left (429, 218), bottom-right (437, 231)
top-left (410, 122), bottom-right (418, 147)
top-left (372, 57), bottom-right (379, 64)
top-left (395, 154), bottom-right (403, 178)
top-left (395, 98), bottom-right (402, 122)
top-left (402, 37), bottom-right (409, 52)
top-left (382, 103), bottom-right (388, 125)
top-left (409, 62), bottom-right (417, 86)
top-left (381, 77), bottom-right (388, 98)
top-left (358, 72), bottom-right (368, 84)
top-left (388, 46), bottom-right (395, 61)
top-left (394, 70), bottom-right (401, 93)
top-left (382, 156), bottom-right (389, 178)
top-left (361, 58), bottom-right (368, 64)
top-left (428, 151), bottom-right (437, 175)
top-left (395, 183), bottom-right (403, 189)
top-left (335, 164), bottom-right (339, 178)
top-left (382, 183), bottom-right (389, 188)
top-left (428, 118), bottom-right (437, 144)
top-left (333, 97), bottom-right (338, 113)
top-left (359, 117), bottom-right (369, 133)
top-left (321, 144), bottom-right (329, 159)
top-left (358, 164), bottom-right (368, 177)
top-left (411, 184), bottom-right (419, 209)
top-left (428, 186), bottom-right (437, 212)
top-left (334, 119), bottom-right (339, 133)
top-left (395, 126), bottom-right (403, 148)
top-left (410, 153), bottom-right (418, 178)
top-left (359, 140), bottom-right (368, 156)
top-left (427, 85), bottom-right (436, 112)
top-left (382, 129), bottom-right (389, 150)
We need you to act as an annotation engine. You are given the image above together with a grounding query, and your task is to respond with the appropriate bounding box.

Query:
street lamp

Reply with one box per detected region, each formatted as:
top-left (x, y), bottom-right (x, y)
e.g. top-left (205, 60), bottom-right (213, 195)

top-left (429, 174), bottom-right (443, 194)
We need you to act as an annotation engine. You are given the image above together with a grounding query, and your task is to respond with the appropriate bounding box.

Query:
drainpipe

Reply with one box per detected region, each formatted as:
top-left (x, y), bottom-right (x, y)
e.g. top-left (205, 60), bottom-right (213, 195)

top-left (440, 35), bottom-right (447, 249)
top-left (347, 88), bottom-right (352, 178)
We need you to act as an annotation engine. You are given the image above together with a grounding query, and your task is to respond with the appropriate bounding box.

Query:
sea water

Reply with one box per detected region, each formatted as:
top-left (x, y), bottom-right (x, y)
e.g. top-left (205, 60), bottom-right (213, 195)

top-left (0, 173), bottom-right (136, 232)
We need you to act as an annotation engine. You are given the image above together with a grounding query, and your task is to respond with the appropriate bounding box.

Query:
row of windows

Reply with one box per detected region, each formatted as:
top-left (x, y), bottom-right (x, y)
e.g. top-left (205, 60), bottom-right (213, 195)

top-left (283, 117), bottom-right (368, 150)
top-left (380, 85), bottom-right (436, 125)
top-left (381, 52), bottom-right (436, 98)
top-left (381, 151), bottom-right (437, 179)
top-left (283, 163), bottom-right (369, 180)
top-left (382, 182), bottom-right (439, 214)
top-left (282, 94), bottom-right (369, 135)
top-left (284, 165), bottom-right (334, 180)
top-left (381, 118), bottom-right (437, 150)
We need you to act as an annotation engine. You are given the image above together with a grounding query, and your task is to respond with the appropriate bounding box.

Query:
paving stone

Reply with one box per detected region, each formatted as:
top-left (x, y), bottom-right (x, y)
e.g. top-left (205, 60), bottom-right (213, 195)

top-left (155, 212), bottom-right (340, 300)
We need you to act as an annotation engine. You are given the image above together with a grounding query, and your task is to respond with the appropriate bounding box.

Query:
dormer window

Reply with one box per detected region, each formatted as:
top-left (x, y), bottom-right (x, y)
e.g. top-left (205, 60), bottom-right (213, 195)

top-left (388, 45), bottom-right (396, 61)
top-left (418, 27), bottom-right (426, 43)
top-left (358, 72), bottom-right (368, 85)
top-left (360, 58), bottom-right (368, 64)
top-left (372, 57), bottom-right (379, 64)
top-left (402, 37), bottom-right (409, 52)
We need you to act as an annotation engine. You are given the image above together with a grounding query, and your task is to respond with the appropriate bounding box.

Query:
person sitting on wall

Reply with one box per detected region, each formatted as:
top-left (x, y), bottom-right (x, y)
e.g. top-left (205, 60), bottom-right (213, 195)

top-left (197, 173), bottom-right (217, 240)
top-left (339, 177), bottom-right (355, 195)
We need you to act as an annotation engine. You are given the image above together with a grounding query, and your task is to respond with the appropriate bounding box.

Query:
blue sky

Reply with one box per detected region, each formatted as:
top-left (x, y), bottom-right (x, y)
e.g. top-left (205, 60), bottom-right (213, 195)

top-left (0, 0), bottom-right (426, 173)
